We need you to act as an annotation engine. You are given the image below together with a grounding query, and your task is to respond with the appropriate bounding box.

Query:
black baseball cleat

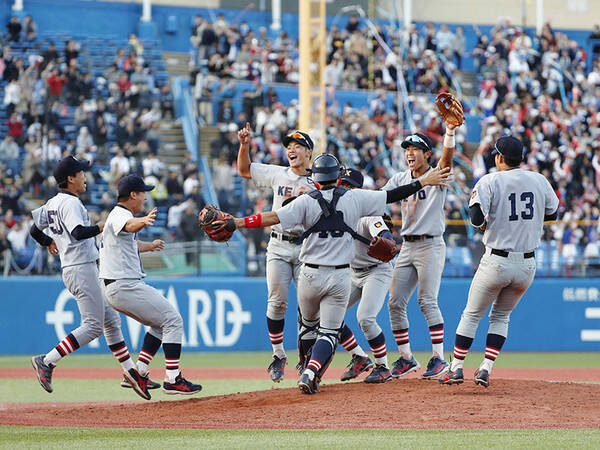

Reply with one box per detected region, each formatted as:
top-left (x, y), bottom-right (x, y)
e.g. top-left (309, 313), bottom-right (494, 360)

top-left (268, 355), bottom-right (287, 382)
top-left (298, 371), bottom-right (319, 395)
top-left (474, 369), bottom-right (490, 388)
top-left (438, 368), bottom-right (464, 385)
top-left (163, 373), bottom-right (203, 395)
top-left (124, 368), bottom-right (152, 400)
top-left (121, 374), bottom-right (161, 389)
top-left (364, 364), bottom-right (392, 384)
top-left (31, 355), bottom-right (54, 393)
top-left (340, 355), bottom-right (374, 381)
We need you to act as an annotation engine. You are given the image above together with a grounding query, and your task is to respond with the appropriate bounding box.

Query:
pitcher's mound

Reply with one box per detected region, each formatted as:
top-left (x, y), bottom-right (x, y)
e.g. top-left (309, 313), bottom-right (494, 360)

top-left (2, 379), bottom-right (598, 429)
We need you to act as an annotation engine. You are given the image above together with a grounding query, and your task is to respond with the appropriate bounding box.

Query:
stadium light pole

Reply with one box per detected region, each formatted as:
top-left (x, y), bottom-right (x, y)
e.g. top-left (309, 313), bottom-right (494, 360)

top-left (298, 0), bottom-right (326, 155)
top-left (536, 0), bottom-right (544, 35)
top-left (141, 0), bottom-right (152, 22)
top-left (271, 0), bottom-right (281, 30)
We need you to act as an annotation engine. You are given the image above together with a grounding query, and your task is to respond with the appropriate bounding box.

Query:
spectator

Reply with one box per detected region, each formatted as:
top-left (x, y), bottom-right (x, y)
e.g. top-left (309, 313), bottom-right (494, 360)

top-left (183, 172), bottom-right (200, 196)
top-left (3, 78), bottom-right (20, 116)
top-left (46, 67), bottom-right (67, 104)
top-left (166, 170), bottom-right (184, 201)
top-left (142, 152), bottom-right (164, 177)
top-left (22, 15), bottom-right (36, 42)
top-left (6, 17), bottom-right (21, 42)
top-left (178, 201), bottom-right (200, 265)
top-left (0, 135), bottom-right (19, 175)
top-left (160, 84), bottom-right (174, 118)
top-left (452, 26), bottom-right (466, 70)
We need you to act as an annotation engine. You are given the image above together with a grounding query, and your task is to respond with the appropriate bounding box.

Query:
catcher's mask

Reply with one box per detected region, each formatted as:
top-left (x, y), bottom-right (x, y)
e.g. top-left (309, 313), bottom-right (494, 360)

top-left (307, 153), bottom-right (341, 184)
top-left (401, 132), bottom-right (433, 153)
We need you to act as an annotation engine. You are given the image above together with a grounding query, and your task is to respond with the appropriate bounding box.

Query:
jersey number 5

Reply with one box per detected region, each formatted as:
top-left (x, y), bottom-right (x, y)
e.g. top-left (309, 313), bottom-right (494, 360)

top-left (47, 210), bottom-right (64, 234)
top-left (508, 192), bottom-right (534, 221)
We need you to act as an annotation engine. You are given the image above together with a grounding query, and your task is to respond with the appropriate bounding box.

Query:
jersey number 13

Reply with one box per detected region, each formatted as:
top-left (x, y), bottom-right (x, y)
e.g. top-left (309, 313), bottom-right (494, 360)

top-left (508, 192), bottom-right (534, 221)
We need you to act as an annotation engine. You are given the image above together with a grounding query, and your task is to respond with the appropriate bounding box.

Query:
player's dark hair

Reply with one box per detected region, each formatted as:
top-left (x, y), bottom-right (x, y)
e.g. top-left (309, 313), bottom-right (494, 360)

top-left (117, 194), bottom-right (130, 202)
top-left (504, 156), bottom-right (521, 167)
top-left (58, 180), bottom-right (68, 189)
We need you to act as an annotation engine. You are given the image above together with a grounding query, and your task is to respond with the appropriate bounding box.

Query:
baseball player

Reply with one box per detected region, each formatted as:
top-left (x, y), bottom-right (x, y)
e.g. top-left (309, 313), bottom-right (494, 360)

top-left (382, 120), bottom-right (459, 380)
top-left (99, 174), bottom-right (202, 395)
top-left (337, 168), bottom-right (395, 384)
top-left (439, 136), bottom-right (558, 387)
top-left (29, 156), bottom-right (151, 401)
top-left (212, 154), bottom-right (451, 394)
top-left (237, 123), bottom-right (314, 382)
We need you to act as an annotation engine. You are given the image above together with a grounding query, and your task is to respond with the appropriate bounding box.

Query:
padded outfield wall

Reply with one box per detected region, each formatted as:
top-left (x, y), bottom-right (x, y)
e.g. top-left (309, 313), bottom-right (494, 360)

top-left (0, 276), bottom-right (598, 354)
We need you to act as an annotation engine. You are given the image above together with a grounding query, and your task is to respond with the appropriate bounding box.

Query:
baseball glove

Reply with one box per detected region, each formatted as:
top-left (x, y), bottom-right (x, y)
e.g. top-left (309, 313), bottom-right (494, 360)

top-left (367, 236), bottom-right (399, 262)
top-left (435, 92), bottom-right (465, 127)
top-left (198, 205), bottom-right (236, 242)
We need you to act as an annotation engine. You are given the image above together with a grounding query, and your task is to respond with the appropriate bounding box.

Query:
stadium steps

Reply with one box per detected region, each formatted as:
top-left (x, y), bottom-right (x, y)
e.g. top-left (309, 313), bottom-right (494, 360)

top-left (163, 51), bottom-right (190, 78)
top-left (157, 120), bottom-right (188, 167)
top-left (455, 70), bottom-right (479, 97)
top-left (198, 126), bottom-right (221, 160)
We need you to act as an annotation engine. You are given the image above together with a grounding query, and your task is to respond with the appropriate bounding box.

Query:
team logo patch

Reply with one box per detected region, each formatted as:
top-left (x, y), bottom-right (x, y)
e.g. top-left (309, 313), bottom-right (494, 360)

top-left (374, 222), bottom-right (382, 228)
top-left (471, 190), bottom-right (477, 199)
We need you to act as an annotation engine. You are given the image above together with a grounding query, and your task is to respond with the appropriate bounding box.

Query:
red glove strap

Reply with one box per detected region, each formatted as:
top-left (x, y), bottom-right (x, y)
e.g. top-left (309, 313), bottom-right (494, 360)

top-left (244, 214), bottom-right (262, 228)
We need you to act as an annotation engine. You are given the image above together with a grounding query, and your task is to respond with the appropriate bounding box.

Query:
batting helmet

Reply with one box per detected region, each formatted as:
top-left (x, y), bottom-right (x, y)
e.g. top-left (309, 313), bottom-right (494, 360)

top-left (309, 153), bottom-right (340, 184)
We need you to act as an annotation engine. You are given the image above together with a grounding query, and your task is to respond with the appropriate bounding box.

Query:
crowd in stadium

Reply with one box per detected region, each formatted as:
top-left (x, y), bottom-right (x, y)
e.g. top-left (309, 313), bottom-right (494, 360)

top-left (189, 14), bottom-right (600, 265)
top-left (1, 12), bottom-right (599, 275)
top-left (0, 15), bottom-right (203, 274)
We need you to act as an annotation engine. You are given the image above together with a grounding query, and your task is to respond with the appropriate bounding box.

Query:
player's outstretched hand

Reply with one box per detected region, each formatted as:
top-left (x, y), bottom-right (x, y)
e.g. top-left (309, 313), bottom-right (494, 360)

top-left (420, 166), bottom-right (453, 188)
top-left (151, 239), bottom-right (165, 251)
top-left (238, 122), bottom-right (251, 147)
top-left (47, 241), bottom-right (58, 255)
top-left (143, 207), bottom-right (157, 226)
top-left (97, 222), bottom-right (105, 233)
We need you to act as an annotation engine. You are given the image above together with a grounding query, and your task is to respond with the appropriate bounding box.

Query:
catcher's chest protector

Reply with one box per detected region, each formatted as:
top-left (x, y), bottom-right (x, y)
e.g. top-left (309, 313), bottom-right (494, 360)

top-left (296, 187), bottom-right (370, 245)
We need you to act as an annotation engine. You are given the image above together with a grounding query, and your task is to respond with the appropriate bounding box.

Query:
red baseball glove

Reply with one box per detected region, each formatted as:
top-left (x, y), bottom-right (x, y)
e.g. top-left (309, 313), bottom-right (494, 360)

top-left (198, 205), bottom-right (236, 242)
top-left (367, 236), bottom-right (399, 262)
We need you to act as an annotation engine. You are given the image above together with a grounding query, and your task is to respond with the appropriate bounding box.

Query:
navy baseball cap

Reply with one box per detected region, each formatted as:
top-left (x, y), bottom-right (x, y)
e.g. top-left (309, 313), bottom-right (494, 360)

top-left (492, 136), bottom-right (523, 161)
top-left (340, 167), bottom-right (364, 188)
top-left (53, 156), bottom-right (90, 184)
top-left (401, 132), bottom-right (433, 152)
top-left (118, 174), bottom-right (155, 197)
top-left (282, 131), bottom-right (314, 151)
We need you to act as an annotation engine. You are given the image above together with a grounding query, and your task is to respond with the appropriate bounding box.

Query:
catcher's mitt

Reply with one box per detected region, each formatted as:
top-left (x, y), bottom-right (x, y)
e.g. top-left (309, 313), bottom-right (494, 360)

top-left (435, 92), bottom-right (465, 127)
top-left (367, 236), bottom-right (399, 263)
top-left (198, 205), bottom-right (236, 242)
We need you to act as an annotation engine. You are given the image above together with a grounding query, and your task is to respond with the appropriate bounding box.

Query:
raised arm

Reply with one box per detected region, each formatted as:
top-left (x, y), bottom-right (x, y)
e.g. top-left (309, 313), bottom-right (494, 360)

top-left (237, 122), bottom-right (252, 178)
top-left (438, 122), bottom-right (457, 170)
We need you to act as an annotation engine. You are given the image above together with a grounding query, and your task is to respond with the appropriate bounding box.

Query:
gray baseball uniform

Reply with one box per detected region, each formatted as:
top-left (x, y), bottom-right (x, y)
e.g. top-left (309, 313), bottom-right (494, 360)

top-left (32, 193), bottom-right (123, 356)
top-left (277, 187), bottom-right (387, 377)
top-left (249, 162), bottom-right (313, 357)
top-left (99, 205), bottom-right (183, 345)
top-left (348, 217), bottom-right (394, 340)
top-left (457, 169), bottom-right (559, 339)
top-left (383, 167), bottom-right (447, 336)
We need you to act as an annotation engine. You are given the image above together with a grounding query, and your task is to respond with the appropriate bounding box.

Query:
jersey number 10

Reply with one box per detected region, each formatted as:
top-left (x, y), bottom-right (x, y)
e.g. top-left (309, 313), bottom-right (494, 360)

top-left (508, 192), bottom-right (534, 221)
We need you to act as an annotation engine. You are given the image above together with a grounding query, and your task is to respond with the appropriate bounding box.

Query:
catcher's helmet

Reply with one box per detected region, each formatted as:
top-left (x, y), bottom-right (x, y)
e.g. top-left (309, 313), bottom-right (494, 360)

top-left (309, 153), bottom-right (341, 184)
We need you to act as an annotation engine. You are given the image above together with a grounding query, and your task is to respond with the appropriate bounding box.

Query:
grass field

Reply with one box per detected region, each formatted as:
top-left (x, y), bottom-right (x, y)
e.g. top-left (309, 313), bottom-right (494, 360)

top-left (1, 351), bottom-right (599, 448)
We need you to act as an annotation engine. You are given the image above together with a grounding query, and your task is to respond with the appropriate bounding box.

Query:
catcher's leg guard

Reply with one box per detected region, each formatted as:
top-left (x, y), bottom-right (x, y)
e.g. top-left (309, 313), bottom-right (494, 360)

top-left (297, 316), bottom-right (319, 373)
top-left (306, 327), bottom-right (340, 381)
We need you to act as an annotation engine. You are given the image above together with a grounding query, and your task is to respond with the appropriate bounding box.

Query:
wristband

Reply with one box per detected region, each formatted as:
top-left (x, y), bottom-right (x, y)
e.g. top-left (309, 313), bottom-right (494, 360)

top-left (443, 133), bottom-right (455, 148)
top-left (244, 214), bottom-right (262, 228)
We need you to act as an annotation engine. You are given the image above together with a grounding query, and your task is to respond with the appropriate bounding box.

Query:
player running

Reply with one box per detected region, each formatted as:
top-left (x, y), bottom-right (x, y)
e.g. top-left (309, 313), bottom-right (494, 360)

top-left (99, 174), bottom-right (202, 396)
top-left (237, 123), bottom-right (314, 382)
top-left (29, 156), bottom-right (151, 401)
top-left (439, 136), bottom-right (558, 387)
top-left (383, 114), bottom-right (460, 380)
top-left (205, 154), bottom-right (451, 394)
